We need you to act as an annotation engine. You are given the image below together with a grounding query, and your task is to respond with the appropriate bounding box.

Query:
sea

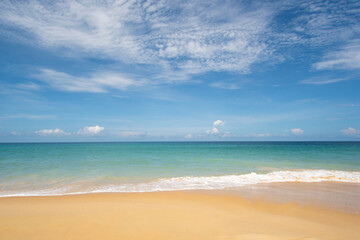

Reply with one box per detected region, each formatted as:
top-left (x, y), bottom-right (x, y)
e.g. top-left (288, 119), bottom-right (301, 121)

top-left (0, 141), bottom-right (359, 197)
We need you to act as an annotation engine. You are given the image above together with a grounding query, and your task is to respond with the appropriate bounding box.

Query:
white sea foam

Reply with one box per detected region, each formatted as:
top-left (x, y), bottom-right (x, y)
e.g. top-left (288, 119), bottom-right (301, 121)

top-left (1, 170), bottom-right (360, 197)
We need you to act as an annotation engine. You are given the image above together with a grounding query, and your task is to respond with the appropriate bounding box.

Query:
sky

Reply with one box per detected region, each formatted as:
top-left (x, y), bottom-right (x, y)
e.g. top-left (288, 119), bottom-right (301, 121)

top-left (0, 0), bottom-right (359, 142)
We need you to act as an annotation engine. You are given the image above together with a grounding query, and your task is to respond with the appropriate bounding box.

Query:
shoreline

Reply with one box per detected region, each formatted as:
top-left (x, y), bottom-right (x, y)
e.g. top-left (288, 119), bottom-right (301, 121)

top-left (1, 186), bottom-right (360, 239)
top-left (1, 169), bottom-right (359, 198)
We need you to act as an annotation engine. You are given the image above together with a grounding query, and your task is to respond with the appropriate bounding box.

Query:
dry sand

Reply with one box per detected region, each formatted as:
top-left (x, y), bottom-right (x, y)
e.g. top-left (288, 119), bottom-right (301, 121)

top-left (0, 190), bottom-right (359, 240)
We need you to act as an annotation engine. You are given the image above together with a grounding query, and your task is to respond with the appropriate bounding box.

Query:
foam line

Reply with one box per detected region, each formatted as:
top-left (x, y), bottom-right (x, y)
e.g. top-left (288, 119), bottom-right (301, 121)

top-left (1, 170), bottom-right (359, 197)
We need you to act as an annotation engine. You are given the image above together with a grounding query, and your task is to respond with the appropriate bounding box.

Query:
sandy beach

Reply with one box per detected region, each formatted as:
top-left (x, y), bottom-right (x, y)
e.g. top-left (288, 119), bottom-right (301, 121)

top-left (1, 188), bottom-right (360, 240)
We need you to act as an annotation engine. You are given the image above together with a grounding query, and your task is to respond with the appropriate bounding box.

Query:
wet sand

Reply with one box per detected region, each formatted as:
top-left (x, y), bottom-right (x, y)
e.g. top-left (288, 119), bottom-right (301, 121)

top-left (222, 182), bottom-right (360, 213)
top-left (0, 186), bottom-right (360, 240)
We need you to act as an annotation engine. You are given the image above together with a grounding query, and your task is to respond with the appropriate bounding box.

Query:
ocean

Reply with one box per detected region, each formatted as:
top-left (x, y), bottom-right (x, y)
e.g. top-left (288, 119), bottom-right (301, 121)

top-left (0, 142), bottom-right (359, 197)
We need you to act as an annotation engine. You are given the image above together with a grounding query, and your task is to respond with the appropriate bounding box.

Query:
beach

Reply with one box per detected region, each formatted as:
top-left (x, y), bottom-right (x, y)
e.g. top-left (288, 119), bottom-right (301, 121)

top-left (1, 184), bottom-right (360, 240)
top-left (1, 0), bottom-right (360, 238)
top-left (1, 142), bottom-right (360, 239)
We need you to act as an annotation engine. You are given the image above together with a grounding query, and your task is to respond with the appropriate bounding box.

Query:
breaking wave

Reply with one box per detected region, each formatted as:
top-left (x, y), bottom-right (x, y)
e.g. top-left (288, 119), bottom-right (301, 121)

top-left (1, 170), bottom-right (360, 197)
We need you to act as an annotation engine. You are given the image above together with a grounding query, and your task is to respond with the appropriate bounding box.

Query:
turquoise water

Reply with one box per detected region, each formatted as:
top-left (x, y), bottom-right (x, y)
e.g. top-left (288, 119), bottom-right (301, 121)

top-left (0, 142), bottom-right (360, 196)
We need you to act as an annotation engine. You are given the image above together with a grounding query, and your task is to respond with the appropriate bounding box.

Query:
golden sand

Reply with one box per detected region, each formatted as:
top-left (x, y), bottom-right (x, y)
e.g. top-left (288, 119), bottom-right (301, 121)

top-left (0, 191), bottom-right (359, 240)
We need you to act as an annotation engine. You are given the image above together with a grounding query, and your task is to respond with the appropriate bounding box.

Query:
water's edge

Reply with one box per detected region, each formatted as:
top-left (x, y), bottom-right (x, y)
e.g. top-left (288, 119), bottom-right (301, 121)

top-left (1, 169), bottom-right (359, 197)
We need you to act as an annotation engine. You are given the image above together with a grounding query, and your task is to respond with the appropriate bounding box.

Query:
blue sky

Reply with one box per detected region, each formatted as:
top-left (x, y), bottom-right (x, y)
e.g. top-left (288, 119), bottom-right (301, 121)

top-left (0, 0), bottom-right (360, 142)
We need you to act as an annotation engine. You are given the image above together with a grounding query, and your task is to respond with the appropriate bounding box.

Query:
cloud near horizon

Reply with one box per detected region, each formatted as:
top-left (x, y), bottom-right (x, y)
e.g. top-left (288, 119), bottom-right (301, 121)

top-left (0, 1), bottom-right (360, 142)
top-left (291, 128), bottom-right (304, 135)
top-left (341, 127), bottom-right (360, 137)
top-left (206, 127), bottom-right (219, 135)
top-left (206, 120), bottom-right (226, 135)
top-left (77, 125), bottom-right (104, 136)
top-left (35, 128), bottom-right (70, 136)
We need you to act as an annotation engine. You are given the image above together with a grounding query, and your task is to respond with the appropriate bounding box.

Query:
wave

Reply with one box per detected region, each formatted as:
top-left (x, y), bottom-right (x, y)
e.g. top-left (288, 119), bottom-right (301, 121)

top-left (1, 170), bottom-right (360, 197)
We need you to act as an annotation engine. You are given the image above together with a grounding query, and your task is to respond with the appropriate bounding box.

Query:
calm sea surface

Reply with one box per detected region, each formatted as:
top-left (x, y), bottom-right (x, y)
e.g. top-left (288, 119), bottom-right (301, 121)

top-left (0, 142), bottom-right (359, 196)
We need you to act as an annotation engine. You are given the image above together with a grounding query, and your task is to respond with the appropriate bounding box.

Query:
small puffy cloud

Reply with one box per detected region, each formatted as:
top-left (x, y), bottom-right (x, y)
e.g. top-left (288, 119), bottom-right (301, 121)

top-left (213, 120), bottom-right (225, 126)
top-left (291, 128), bottom-right (304, 135)
top-left (206, 120), bottom-right (226, 135)
top-left (185, 134), bottom-right (193, 139)
top-left (11, 131), bottom-right (21, 136)
top-left (77, 125), bottom-right (104, 136)
top-left (206, 127), bottom-right (219, 134)
top-left (35, 128), bottom-right (70, 136)
top-left (341, 127), bottom-right (360, 137)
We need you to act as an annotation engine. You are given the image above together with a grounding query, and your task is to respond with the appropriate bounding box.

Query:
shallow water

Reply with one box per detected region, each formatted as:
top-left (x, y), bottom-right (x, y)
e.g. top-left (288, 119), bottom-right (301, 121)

top-left (0, 142), bottom-right (359, 196)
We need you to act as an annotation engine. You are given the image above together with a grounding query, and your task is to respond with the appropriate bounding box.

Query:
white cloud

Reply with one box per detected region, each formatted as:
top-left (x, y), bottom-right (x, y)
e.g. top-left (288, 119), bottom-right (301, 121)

top-left (0, 0), bottom-right (142, 62)
top-left (35, 128), bottom-right (70, 136)
top-left (341, 127), bottom-right (360, 137)
top-left (1, 0), bottom-right (359, 88)
top-left (0, 0), bottom-right (274, 77)
top-left (313, 40), bottom-right (360, 70)
top-left (291, 128), bottom-right (304, 135)
top-left (185, 134), bottom-right (192, 139)
top-left (11, 131), bottom-right (21, 136)
top-left (206, 127), bottom-right (219, 135)
top-left (281, 1), bottom-right (360, 47)
top-left (77, 125), bottom-right (104, 136)
top-left (213, 120), bottom-right (225, 126)
top-left (206, 120), bottom-right (226, 135)
top-left (299, 76), bottom-right (348, 85)
top-left (34, 68), bottom-right (144, 93)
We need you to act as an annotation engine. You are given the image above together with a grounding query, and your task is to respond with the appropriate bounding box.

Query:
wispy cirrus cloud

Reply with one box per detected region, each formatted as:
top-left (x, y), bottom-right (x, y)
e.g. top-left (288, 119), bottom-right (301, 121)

top-left (33, 68), bottom-right (145, 93)
top-left (0, 0), bottom-right (274, 78)
top-left (0, 0), bottom-right (359, 92)
top-left (299, 76), bottom-right (348, 85)
top-left (274, 0), bottom-right (360, 47)
top-left (15, 82), bottom-right (41, 91)
top-left (0, 114), bottom-right (56, 120)
top-left (313, 40), bottom-right (360, 70)
top-left (0, 0), bottom-right (142, 62)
